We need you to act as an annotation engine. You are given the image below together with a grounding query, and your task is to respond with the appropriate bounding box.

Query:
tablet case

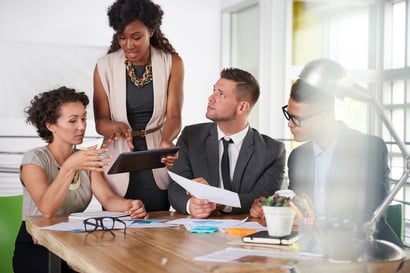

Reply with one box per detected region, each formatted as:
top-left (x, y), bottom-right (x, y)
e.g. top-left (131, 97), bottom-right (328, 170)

top-left (107, 147), bottom-right (179, 174)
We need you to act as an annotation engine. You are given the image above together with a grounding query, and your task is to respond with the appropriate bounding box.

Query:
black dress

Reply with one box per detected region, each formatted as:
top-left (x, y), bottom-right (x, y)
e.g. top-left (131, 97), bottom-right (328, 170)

top-left (124, 63), bottom-right (170, 211)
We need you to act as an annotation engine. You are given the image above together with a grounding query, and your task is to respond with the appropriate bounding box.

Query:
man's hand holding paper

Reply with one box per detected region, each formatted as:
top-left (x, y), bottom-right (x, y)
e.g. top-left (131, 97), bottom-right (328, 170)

top-left (184, 177), bottom-right (217, 218)
top-left (188, 196), bottom-right (217, 219)
top-left (167, 171), bottom-right (241, 211)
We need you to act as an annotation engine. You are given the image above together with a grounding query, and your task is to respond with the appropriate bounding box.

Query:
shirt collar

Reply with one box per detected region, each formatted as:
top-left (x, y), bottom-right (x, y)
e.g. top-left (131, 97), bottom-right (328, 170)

top-left (217, 124), bottom-right (249, 144)
top-left (312, 136), bottom-right (338, 157)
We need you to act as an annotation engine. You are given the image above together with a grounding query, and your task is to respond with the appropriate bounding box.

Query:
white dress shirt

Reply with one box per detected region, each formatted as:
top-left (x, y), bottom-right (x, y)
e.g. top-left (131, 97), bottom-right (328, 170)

top-left (185, 124), bottom-right (249, 214)
top-left (217, 125), bottom-right (249, 186)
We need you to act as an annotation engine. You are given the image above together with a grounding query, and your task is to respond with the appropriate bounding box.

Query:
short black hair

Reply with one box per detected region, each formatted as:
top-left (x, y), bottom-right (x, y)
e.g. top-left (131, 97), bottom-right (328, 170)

top-left (25, 86), bottom-right (89, 143)
top-left (290, 79), bottom-right (334, 109)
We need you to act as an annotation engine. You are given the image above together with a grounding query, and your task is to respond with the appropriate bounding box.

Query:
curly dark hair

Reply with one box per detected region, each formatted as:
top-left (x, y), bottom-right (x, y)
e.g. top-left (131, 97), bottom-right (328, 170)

top-left (220, 68), bottom-right (260, 107)
top-left (106, 0), bottom-right (177, 55)
top-left (25, 86), bottom-right (89, 143)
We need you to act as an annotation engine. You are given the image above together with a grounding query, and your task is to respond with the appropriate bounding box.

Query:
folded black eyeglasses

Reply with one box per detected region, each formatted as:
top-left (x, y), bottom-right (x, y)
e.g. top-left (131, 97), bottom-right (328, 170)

top-left (83, 216), bottom-right (126, 236)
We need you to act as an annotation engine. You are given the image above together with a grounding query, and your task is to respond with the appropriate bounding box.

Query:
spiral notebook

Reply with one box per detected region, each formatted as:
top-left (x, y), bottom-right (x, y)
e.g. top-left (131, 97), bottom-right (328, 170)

top-left (242, 230), bottom-right (298, 245)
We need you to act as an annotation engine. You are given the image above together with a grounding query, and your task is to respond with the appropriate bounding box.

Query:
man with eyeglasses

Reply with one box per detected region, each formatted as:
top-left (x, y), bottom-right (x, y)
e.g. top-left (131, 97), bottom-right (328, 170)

top-left (250, 78), bottom-right (403, 247)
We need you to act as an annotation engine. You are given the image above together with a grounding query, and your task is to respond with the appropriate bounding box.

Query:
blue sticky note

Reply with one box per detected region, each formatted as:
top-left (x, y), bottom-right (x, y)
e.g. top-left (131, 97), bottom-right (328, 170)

top-left (190, 226), bottom-right (219, 233)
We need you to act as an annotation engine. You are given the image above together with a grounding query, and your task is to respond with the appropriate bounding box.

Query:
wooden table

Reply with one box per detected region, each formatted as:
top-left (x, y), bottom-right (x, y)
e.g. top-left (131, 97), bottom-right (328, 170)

top-left (26, 211), bottom-right (410, 273)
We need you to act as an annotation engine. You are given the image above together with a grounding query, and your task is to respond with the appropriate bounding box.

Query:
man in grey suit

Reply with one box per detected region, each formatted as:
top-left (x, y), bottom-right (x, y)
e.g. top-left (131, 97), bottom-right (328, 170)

top-left (168, 68), bottom-right (286, 218)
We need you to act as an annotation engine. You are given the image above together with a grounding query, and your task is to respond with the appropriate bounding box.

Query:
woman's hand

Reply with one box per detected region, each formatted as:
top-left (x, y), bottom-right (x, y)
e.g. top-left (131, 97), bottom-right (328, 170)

top-left (159, 140), bottom-right (178, 169)
top-left (64, 145), bottom-right (111, 172)
top-left (161, 153), bottom-right (178, 169)
top-left (127, 200), bottom-right (148, 219)
top-left (102, 122), bottom-right (134, 150)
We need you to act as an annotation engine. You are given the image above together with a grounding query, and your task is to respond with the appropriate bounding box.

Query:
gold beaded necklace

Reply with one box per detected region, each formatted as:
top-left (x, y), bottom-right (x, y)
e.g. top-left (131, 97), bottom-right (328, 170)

top-left (125, 59), bottom-right (153, 88)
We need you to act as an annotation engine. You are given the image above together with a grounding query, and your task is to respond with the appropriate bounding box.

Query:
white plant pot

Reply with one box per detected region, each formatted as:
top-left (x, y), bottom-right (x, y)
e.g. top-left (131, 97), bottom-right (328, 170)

top-left (262, 206), bottom-right (296, 237)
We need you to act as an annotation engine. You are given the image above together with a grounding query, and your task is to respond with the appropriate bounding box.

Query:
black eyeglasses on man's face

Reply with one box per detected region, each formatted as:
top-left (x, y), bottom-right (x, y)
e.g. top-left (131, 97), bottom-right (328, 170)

top-left (282, 105), bottom-right (325, 127)
top-left (83, 217), bottom-right (126, 236)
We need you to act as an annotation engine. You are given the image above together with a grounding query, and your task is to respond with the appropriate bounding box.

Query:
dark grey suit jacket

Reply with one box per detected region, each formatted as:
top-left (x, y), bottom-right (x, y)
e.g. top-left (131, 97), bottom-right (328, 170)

top-left (168, 122), bottom-right (286, 214)
top-left (288, 121), bottom-right (402, 246)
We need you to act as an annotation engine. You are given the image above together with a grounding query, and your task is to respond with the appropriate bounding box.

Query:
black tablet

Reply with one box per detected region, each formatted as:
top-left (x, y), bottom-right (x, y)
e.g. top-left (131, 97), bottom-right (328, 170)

top-left (107, 147), bottom-right (179, 174)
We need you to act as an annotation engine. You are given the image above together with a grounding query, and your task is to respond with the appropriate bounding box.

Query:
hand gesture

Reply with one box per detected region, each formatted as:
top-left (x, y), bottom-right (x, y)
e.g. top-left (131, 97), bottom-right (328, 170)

top-left (102, 122), bottom-right (134, 150)
top-left (159, 140), bottom-right (178, 169)
top-left (63, 145), bottom-right (111, 172)
top-left (127, 200), bottom-right (149, 219)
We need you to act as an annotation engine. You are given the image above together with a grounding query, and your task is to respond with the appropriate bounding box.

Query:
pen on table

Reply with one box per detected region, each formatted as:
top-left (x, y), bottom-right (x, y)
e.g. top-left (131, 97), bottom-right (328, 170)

top-left (299, 195), bottom-right (327, 251)
top-left (289, 200), bottom-right (304, 219)
top-left (300, 196), bottom-right (315, 219)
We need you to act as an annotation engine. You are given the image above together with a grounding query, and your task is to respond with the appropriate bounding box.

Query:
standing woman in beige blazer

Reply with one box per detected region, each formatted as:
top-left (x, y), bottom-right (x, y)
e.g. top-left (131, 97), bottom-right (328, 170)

top-left (93, 0), bottom-right (184, 211)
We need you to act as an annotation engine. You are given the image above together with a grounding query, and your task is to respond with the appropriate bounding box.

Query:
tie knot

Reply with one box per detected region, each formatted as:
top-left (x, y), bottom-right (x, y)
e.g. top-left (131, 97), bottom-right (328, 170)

top-left (222, 137), bottom-right (233, 148)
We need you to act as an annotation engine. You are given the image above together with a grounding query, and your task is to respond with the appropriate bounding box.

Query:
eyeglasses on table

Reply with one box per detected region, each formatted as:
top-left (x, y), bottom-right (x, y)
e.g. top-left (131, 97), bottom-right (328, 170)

top-left (83, 216), bottom-right (127, 236)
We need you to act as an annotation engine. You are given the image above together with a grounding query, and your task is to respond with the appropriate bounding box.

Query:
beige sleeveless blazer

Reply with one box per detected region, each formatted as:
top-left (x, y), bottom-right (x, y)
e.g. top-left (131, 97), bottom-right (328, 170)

top-left (96, 46), bottom-right (172, 196)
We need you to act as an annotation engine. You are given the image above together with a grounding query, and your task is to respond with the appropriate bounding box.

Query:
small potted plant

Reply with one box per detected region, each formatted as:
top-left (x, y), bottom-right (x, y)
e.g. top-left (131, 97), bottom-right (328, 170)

top-left (262, 190), bottom-right (296, 237)
top-left (262, 194), bottom-right (292, 207)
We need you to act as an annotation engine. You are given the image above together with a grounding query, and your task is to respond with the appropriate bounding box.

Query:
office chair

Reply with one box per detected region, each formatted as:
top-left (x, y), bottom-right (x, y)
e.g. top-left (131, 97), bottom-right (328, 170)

top-left (0, 195), bottom-right (23, 273)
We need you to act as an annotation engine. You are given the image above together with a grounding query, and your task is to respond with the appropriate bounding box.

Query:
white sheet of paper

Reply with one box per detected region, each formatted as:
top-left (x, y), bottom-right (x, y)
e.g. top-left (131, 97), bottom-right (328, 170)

top-left (234, 221), bottom-right (267, 231)
top-left (168, 171), bottom-right (241, 208)
top-left (41, 221), bottom-right (86, 232)
top-left (41, 220), bottom-right (130, 232)
top-left (126, 219), bottom-right (179, 228)
top-left (193, 247), bottom-right (313, 267)
top-left (68, 211), bottom-right (130, 221)
top-left (166, 217), bottom-right (248, 231)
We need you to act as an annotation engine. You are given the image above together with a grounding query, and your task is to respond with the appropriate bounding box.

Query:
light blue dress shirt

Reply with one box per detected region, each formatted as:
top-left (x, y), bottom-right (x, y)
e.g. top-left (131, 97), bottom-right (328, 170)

top-left (312, 138), bottom-right (337, 217)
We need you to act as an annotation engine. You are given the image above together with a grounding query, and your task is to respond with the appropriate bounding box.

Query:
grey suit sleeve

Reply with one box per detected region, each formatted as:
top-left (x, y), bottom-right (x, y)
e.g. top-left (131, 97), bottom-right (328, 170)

top-left (231, 141), bottom-right (286, 214)
top-left (362, 137), bottom-right (390, 220)
top-left (168, 130), bottom-right (192, 214)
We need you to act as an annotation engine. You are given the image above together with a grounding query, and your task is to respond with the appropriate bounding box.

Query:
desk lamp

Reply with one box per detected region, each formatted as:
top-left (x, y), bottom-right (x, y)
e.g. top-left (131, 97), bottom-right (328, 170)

top-left (298, 58), bottom-right (406, 262)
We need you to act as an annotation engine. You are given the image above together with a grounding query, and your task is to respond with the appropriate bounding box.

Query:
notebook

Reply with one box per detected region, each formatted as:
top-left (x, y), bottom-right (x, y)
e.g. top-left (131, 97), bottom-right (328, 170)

top-left (68, 211), bottom-right (130, 221)
top-left (107, 147), bottom-right (179, 174)
top-left (242, 230), bottom-right (298, 245)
